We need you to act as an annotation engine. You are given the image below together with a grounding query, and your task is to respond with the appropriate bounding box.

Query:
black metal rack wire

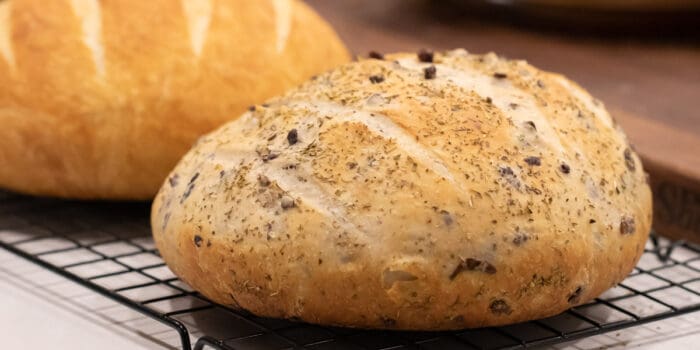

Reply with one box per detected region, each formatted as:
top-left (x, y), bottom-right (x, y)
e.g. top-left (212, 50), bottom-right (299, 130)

top-left (1, 190), bottom-right (700, 350)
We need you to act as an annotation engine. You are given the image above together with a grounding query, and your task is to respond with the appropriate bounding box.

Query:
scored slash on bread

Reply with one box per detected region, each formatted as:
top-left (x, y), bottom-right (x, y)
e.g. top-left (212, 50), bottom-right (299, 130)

top-left (0, 0), bottom-right (296, 74)
top-left (152, 49), bottom-right (652, 330)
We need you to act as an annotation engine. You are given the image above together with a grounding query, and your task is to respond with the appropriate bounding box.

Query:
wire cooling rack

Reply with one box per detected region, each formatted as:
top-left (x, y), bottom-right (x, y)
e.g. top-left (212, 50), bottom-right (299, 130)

top-left (1, 191), bottom-right (700, 350)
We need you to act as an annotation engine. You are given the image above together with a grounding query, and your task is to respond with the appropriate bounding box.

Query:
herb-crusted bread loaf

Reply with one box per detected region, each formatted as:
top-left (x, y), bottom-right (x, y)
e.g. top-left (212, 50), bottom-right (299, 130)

top-left (0, 0), bottom-right (348, 199)
top-left (151, 49), bottom-right (652, 329)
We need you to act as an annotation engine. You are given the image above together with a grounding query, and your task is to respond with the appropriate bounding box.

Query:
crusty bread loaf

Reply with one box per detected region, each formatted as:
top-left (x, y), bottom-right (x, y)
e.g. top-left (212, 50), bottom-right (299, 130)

top-left (0, 0), bottom-right (348, 199)
top-left (151, 49), bottom-right (652, 330)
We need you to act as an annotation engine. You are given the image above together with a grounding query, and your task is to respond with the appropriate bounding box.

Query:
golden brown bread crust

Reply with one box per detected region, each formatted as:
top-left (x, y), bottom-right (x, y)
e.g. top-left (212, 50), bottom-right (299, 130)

top-left (0, 0), bottom-right (349, 199)
top-left (151, 50), bottom-right (652, 330)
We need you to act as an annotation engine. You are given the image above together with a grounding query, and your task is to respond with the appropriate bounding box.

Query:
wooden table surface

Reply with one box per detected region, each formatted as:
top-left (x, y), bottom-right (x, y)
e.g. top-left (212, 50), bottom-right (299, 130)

top-left (307, 0), bottom-right (700, 241)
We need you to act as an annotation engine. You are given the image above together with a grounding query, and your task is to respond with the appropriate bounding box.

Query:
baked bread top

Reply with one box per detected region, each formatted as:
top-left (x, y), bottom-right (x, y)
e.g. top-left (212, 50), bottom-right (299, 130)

top-left (0, 0), bottom-right (348, 199)
top-left (152, 49), bottom-right (652, 329)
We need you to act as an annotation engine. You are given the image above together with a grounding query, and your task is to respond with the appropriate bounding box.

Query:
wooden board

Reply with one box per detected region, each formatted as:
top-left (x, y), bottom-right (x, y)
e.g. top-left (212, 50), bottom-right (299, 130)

top-left (308, 0), bottom-right (700, 242)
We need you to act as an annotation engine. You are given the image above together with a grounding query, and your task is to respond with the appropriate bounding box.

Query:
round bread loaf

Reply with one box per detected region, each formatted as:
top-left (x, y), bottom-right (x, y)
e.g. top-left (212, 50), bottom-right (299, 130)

top-left (0, 0), bottom-right (348, 199)
top-left (152, 50), bottom-right (652, 329)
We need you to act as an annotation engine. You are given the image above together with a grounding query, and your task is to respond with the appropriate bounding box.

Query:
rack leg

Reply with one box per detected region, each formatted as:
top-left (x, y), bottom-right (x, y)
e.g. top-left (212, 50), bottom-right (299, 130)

top-left (651, 231), bottom-right (685, 262)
